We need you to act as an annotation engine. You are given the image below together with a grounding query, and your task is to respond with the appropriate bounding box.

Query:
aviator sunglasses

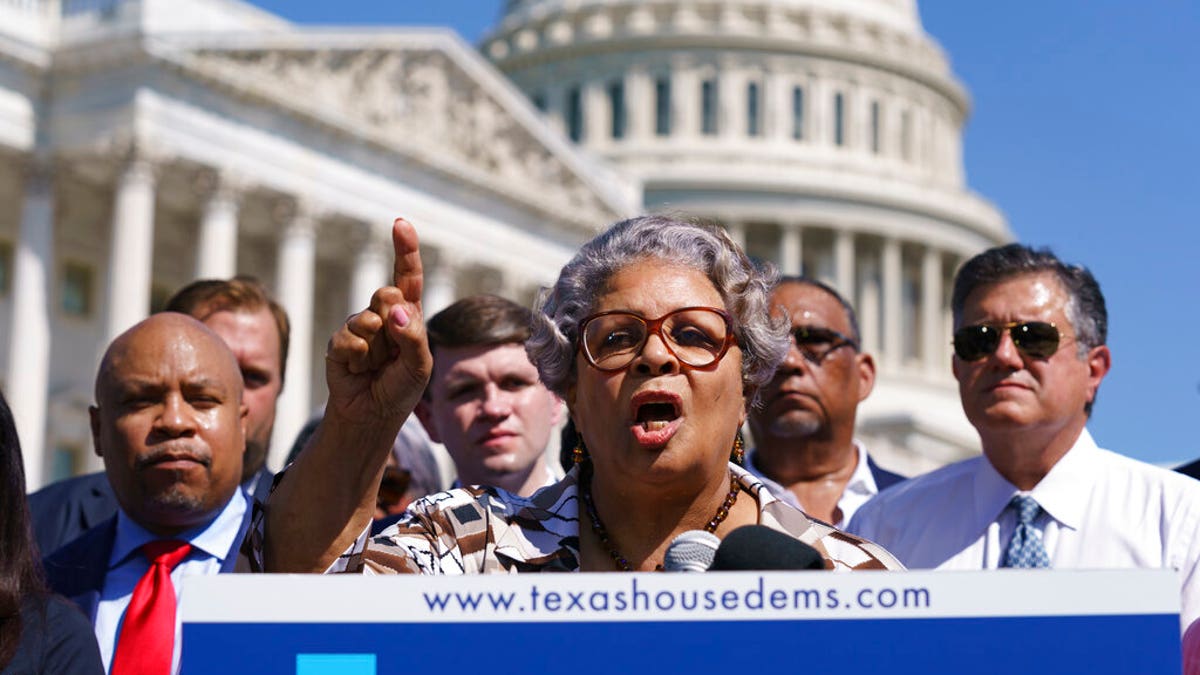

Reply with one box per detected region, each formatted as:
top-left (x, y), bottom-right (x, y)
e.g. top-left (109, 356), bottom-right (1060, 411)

top-left (952, 321), bottom-right (1061, 361)
top-left (792, 326), bottom-right (859, 364)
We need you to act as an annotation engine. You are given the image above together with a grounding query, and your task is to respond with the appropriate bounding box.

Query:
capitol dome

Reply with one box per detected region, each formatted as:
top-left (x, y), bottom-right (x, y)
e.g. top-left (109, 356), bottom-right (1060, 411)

top-left (483, 0), bottom-right (1011, 472)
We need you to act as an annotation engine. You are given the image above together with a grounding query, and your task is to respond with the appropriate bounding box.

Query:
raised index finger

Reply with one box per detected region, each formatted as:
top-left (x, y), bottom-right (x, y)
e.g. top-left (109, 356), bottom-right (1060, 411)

top-left (392, 218), bottom-right (423, 307)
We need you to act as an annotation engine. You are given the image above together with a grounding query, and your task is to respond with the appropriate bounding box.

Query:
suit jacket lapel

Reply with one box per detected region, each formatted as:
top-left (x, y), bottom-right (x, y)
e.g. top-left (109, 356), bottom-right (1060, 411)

top-left (222, 493), bottom-right (255, 574)
top-left (866, 455), bottom-right (905, 491)
top-left (81, 479), bottom-right (118, 532)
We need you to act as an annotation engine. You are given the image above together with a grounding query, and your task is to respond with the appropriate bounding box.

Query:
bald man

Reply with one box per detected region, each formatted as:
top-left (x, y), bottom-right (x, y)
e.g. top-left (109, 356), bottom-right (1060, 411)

top-left (30, 277), bottom-right (288, 556)
top-left (43, 313), bottom-right (251, 675)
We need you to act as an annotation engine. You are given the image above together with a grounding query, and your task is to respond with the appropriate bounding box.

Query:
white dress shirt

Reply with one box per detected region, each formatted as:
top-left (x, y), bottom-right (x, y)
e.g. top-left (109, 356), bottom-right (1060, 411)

top-left (745, 439), bottom-right (881, 529)
top-left (847, 429), bottom-right (1200, 630)
top-left (95, 489), bottom-right (247, 674)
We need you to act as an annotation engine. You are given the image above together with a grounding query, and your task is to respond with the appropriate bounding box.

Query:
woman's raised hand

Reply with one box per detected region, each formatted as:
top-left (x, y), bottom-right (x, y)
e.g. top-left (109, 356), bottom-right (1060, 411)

top-left (325, 218), bottom-right (433, 427)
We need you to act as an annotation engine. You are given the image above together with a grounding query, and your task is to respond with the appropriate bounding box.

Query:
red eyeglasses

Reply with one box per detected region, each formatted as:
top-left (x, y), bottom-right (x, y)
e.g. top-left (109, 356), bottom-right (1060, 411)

top-left (579, 307), bottom-right (735, 371)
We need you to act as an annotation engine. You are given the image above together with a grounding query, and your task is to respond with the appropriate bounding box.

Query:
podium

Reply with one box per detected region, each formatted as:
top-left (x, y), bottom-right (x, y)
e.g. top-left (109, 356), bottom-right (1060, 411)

top-left (180, 569), bottom-right (1181, 674)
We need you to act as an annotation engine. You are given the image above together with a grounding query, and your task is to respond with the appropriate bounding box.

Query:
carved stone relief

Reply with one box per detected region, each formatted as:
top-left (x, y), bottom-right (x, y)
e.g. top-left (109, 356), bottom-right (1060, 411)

top-left (186, 45), bottom-right (617, 226)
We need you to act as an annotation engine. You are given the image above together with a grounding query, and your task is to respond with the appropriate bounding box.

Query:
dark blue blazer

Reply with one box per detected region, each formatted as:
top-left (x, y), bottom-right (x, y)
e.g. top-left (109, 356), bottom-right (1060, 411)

top-left (868, 455), bottom-right (906, 491)
top-left (28, 472), bottom-right (117, 559)
top-left (30, 469), bottom-right (273, 558)
top-left (42, 501), bottom-right (254, 622)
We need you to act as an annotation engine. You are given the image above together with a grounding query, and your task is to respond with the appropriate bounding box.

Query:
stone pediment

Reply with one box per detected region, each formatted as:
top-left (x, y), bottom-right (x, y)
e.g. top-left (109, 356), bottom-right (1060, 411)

top-left (169, 31), bottom-right (633, 231)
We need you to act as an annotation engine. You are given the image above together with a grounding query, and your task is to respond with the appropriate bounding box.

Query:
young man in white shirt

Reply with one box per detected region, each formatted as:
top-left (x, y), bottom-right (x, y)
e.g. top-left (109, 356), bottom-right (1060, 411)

top-left (415, 295), bottom-right (562, 497)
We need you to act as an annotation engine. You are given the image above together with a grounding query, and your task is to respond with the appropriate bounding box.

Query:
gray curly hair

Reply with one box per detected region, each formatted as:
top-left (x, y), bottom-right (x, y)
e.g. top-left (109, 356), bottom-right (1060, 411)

top-left (527, 215), bottom-right (790, 402)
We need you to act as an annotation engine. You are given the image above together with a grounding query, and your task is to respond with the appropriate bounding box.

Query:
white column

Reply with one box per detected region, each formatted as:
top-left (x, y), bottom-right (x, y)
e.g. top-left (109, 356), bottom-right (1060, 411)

top-left (882, 237), bottom-right (902, 371)
top-left (270, 204), bottom-right (318, 470)
top-left (800, 72), bottom-right (815, 141)
top-left (349, 226), bottom-right (389, 314)
top-left (916, 106), bottom-right (932, 172)
top-left (947, 119), bottom-right (965, 186)
top-left (626, 67), bottom-right (652, 140)
top-left (583, 78), bottom-right (608, 147)
top-left (194, 173), bottom-right (242, 279)
top-left (542, 82), bottom-right (565, 137)
top-left (674, 64), bottom-right (700, 138)
top-left (424, 250), bottom-right (458, 317)
top-left (834, 228), bottom-right (855, 299)
top-left (921, 246), bottom-right (943, 376)
top-left (6, 160), bottom-right (54, 489)
top-left (103, 152), bottom-right (158, 342)
top-left (899, 107), bottom-right (914, 163)
top-left (857, 254), bottom-right (881, 355)
top-left (766, 68), bottom-right (790, 141)
top-left (843, 84), bottom-right (859, 151)
top-left (943, 254), bottom-right (958, 368)
top-left (720, 68), bottom-right (742, 140)
top-left (779, 224), bottom-right (802, 276)
top-left (880, 94), bottom-right (897, 158)
top-left (811, 75), bottom-right (830, 146)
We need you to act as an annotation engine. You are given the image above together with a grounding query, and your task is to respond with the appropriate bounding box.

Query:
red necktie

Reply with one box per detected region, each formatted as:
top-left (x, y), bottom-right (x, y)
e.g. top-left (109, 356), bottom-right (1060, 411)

top-left (110, 540), bottom-right (192, 675)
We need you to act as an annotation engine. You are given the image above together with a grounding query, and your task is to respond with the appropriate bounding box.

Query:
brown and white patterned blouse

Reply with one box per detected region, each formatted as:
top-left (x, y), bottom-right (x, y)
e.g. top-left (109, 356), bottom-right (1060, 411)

top-left (290, 464), bottom-right (903, 574)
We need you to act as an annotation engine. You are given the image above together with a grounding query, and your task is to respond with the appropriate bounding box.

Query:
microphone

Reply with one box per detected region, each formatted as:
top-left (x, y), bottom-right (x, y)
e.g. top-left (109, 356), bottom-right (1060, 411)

top-left (662, 530), bottom-right (721, 572)
top-left (708, 525), bottom-right (826, 571)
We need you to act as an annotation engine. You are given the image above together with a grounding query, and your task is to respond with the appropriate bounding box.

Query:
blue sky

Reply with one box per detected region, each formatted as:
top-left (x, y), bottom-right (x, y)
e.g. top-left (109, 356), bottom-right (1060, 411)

top-left (248, 1), bottom-right (1200, 466)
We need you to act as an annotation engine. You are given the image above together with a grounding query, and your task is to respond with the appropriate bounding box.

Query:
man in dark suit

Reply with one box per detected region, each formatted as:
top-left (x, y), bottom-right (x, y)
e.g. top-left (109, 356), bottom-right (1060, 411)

top-left (44, 313), bottom-right (251, 675)
top-left (29, 277), bottom-right (287, 555)
top-left (745, 277), bottom-right (904, 528)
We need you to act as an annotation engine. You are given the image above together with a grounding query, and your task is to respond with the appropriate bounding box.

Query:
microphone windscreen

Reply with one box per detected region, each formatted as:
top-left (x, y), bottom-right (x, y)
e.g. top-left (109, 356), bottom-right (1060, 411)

top-left (708, 525), bottom-right (826, 571)
top-left (663, 530), bottom-right (721, 572)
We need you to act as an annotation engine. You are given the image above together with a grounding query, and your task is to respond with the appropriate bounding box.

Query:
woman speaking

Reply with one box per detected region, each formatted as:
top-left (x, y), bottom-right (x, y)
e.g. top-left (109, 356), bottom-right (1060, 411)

top-left (258, 216), bottom-right (899, 573)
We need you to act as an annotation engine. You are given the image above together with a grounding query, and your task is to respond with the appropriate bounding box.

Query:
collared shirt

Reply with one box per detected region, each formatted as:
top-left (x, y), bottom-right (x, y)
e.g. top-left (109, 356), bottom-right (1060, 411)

top-left (847, 429), bottom-right (1200, 630)
top-left (95, 489), bottom-right (247, 674)
top-left (745, 439), bottom-right (880, 529)
top-left (275, 463), bottom-right (903, 574)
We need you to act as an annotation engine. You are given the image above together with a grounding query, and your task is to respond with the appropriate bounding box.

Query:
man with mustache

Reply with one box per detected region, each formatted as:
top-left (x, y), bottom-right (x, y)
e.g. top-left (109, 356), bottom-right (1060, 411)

top-left (745, 277), bottom-right (903, 529)
top-left (414, 295), bottom-right (562, 497)
top-left (29, 277), bottom-right (286, 555)
top-left (849, 244), bottom-right (1200, 632)
top-left (43, 313), bottom-right (250, 674)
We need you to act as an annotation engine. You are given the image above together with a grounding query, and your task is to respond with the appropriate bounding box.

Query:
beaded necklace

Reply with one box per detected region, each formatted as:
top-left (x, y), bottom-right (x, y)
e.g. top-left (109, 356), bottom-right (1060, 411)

top-left (580, 464), bottom-right (741, 571)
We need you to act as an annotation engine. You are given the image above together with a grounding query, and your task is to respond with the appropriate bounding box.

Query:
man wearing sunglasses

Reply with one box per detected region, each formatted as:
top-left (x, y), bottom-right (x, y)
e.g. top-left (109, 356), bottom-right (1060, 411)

top-left (849, 244), bottom-right (1200, 632)
top-left (745, 277), bottom-right (904, 529)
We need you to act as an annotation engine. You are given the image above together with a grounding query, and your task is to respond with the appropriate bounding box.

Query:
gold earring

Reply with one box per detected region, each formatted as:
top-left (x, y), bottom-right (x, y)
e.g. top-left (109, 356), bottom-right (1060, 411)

top-left (731, 432), bottom-right (745, 465)
top-left (572, 440), bottom-right (588, 464)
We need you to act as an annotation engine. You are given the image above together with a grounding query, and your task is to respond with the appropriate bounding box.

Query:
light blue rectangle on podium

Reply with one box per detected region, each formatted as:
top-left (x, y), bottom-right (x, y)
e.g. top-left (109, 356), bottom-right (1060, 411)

top-left (296, 654), bottom-right (375, 675)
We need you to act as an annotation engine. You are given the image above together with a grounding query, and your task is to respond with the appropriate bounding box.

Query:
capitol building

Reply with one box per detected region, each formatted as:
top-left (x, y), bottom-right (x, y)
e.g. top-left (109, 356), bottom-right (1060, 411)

top-left (0, 0), bottom-right (1008, 489)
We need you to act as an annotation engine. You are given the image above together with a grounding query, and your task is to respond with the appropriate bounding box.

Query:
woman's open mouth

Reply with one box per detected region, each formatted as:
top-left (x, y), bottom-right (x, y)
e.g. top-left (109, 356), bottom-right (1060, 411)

top-left (629, 391), bottom-right (683, 448)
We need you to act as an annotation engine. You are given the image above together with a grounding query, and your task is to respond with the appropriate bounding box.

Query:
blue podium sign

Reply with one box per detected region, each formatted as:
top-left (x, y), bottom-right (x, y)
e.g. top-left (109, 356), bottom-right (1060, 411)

top-left (180, 569), bottom-right (1181, 674)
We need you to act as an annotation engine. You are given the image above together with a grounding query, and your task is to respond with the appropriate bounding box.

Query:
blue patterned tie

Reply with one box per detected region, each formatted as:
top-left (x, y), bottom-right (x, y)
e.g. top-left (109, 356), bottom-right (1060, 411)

top-left (1001, 495), bottom-right (1050, 568)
